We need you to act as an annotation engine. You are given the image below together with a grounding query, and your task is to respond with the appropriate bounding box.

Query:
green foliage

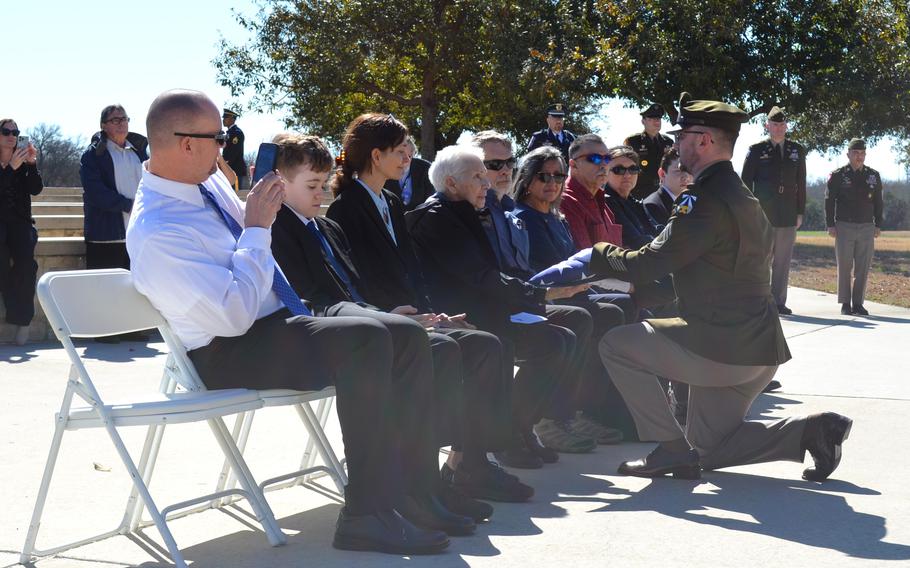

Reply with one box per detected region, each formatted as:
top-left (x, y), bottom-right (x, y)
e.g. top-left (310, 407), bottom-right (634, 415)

top-left (214, 0), bottom-right (601, 157)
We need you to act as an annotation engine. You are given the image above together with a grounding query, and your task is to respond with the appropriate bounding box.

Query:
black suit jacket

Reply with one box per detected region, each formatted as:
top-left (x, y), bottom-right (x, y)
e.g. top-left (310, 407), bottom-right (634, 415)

top-left (271, 205), bottom-right (374, 314)
top-left (406, 196), bottom-right (546, 335)
top-left (526, 128), bottom-right (575, 160)
top-left (384, 157), bottom-right (435, 211)
top-left (326, 181), bottom-right (433, 312)
top-left (603, 185), bottom-right (660, 249)
top-left (642, 187), bottom-right (677, 229)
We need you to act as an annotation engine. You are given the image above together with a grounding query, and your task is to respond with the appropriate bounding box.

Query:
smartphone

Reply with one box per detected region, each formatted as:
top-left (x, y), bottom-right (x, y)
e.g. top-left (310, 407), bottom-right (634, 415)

top-left (251, 143), bottom-right (278, 186)
top-left (17, 135), bottom-right (30, 148)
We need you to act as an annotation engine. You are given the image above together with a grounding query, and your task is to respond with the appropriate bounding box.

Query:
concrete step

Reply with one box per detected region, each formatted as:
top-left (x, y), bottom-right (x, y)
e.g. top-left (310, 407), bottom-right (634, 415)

top-left (32, 193), bottom-right (82, 202)
top-left (31, 202), bottom-right (84, 215)
top-left (34, 215), bottom-right (84, 231)
top-left (36, 236), bottom-right (86, 256)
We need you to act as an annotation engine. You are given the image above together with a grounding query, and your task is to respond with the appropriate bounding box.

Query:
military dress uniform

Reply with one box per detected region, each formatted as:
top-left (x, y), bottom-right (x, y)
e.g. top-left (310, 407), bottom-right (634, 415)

top-left (527, 103), bottom-right (575, 161)
top-left (741, 132), bottom-right (807, 310)
top-left (625, 103), bottom-right (674, 200)
top-left (222, 110), bottom-right (247, 189)
top-left (591, 94), bottom-right (820, 475)
top-left (825, 143), bottom-right (883, 311)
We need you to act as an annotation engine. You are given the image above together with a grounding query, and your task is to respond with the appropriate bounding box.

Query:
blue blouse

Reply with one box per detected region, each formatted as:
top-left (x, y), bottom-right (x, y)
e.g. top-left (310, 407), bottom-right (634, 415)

top-left (513, 203), bottom-right (577, 273)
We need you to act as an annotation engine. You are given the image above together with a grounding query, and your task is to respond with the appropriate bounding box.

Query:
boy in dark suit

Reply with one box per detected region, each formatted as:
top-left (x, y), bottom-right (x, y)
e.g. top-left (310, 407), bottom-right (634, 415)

top-left (269, 133), bottom-right (532, 525)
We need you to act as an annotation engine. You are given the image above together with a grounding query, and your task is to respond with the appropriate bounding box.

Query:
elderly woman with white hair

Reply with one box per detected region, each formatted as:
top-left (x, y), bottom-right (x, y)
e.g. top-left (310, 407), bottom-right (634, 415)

top-left (407, 145), bottom-right (590, 470)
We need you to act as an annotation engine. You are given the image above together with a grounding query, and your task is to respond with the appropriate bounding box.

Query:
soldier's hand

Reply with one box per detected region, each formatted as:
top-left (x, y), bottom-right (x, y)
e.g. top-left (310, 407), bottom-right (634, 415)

top-left (244, 171), bottom-right (285, 229)
top-left (827, 227), bottom-right (836, 238)
top-left (874, 228), bottom-right (881, 238)
top-left (545, 283), bottom-right (590, 301)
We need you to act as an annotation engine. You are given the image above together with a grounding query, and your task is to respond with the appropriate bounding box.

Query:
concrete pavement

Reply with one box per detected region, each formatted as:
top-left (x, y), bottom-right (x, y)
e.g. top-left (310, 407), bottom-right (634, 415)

top-left (2, 286), bottom-right (909, 567)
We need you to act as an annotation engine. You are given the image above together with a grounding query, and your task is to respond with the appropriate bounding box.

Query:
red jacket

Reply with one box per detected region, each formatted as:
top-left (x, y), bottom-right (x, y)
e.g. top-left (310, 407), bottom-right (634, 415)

top-left (560, 175), bottom-right (623, 249)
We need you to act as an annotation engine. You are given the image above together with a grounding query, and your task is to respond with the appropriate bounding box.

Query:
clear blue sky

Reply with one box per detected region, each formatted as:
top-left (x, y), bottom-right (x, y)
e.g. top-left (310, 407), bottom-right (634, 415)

top-left (7, 1), bottom-right (907, 182)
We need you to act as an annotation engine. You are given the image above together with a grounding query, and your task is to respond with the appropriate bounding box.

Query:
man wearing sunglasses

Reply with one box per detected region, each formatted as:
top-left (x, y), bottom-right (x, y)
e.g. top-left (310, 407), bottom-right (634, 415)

top-left (561, 134), bottom-right (623, 251)
top-left (624, 103), bottom-right (674, 200)
top-left (588, 92), bottom-right (852, 484)
top-left (79, 105), bottom-right (149, 342)
top-left (527, 103), bottom-right (575, 162)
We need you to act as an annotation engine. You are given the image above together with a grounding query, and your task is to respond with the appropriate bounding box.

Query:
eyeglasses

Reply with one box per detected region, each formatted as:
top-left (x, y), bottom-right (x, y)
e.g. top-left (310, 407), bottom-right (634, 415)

top-left (534, 172), bottom-right (567, 184)
top-left (104, 116), bottom-right (130, 125)
top-left (577, 153), bottom-right (610, 165)
top-left (671, 130), bottom-right (707, 140)
top-left (174, 131), bottom-right (228, 147)
top-left (483, 158), bottom-right (518, 171)
top-left (609, 165), bottom-right (641, 176)
top-left (1, 128), bottom-right (21, 137)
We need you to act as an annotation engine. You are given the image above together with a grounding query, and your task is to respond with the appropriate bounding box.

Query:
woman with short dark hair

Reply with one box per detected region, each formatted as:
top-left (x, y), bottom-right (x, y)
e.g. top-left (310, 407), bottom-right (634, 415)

top-left (0, 118), bottom-right (42, 345)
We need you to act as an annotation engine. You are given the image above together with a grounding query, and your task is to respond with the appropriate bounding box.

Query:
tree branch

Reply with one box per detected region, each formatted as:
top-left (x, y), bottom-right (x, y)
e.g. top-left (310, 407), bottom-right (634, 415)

top-left (357, 81), bottom-right (421, 106)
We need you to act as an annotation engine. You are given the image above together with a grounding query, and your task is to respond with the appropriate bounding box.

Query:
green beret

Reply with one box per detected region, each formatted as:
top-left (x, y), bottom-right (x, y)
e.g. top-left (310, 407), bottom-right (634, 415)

top-left (671, 92), bottom-right (748, 133)
top-left (640, 103), bottom-right (665, 118)
top-left (848, 138), bottom-right (866, 150)
top-left (768, 106), bottom-right (786, 122)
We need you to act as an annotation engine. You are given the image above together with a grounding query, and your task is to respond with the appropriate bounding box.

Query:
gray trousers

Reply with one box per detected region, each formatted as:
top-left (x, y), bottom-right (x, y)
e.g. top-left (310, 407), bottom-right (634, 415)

top-left (834, 221), bottom-right (875, 305)
top-left (771, 226), bottom-right (797, 307)
top-left (599, 322), bottom-right (806, 470)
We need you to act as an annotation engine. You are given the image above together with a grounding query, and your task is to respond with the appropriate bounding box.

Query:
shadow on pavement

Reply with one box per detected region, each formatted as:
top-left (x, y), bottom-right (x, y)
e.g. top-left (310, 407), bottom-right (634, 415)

top-left (589, 472), bottom-right (907, 561)
top-left (784, 314), bottom-right (879, 328)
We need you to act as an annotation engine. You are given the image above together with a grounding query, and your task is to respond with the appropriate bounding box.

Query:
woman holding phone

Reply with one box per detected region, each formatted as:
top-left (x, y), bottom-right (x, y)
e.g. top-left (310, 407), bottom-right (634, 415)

top-left (0, 118), bottom-right (42, 345)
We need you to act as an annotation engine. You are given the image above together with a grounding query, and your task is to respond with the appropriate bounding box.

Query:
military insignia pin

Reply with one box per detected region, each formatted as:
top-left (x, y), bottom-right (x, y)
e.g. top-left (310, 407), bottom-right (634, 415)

top-left (867, 175), bottom-right (876, 185)
top-left (232, 137), bottom-right (239, 144)
top-left (641, 160), bottom-right (649, 167)
top-left (674, 194), bottom-right (697, 216)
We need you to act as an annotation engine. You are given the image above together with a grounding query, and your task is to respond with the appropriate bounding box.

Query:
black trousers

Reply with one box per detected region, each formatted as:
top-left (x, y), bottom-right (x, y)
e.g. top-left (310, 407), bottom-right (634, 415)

top-left (188, 309), bottom-right (436, 514)
top-left (325, 302), bottom-right (512, 454)
top-left (0, 220), bottom-right (38, 326)
top-left (85, 241), bottom-right (130, 270)
top-left (542, 303), bottom-right (596, 421)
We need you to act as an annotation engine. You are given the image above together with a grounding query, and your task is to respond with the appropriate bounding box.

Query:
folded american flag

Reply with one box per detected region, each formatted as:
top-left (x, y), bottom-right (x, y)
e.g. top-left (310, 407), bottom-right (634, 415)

top-left (530, 248), bottom-right (631, 293)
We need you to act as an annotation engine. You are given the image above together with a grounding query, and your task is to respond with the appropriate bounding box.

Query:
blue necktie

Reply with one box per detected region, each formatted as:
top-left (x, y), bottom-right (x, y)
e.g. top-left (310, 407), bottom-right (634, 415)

top-left (400, 170), bottom-right (412, 205)
top-left (198, 185), bottom-right (312, 316)
top-left (306, 220), bottom-right (366, 303)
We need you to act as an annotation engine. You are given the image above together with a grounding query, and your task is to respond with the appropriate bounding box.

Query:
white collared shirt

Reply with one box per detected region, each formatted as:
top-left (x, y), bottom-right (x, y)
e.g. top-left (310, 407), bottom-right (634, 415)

top-left (126, 166), bottom-right (284, 349)
top-left (356, 178), bottom-right (397, 244)
top-left (106, 138), bottom-right (143, 230)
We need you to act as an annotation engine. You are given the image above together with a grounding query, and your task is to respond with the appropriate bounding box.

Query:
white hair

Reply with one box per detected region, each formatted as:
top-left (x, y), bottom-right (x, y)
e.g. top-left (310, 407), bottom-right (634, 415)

top-left (428, 144), bottom-right (485, 191)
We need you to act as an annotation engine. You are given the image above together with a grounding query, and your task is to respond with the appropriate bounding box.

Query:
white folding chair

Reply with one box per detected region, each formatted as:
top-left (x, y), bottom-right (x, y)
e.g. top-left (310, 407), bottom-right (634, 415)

top-left (20, 269), bottom-right (286, 568)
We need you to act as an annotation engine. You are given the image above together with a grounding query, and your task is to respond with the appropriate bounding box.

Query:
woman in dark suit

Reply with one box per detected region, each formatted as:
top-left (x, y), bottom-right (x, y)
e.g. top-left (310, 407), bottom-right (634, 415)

top-left (326, 115), bottom-right (533, 505)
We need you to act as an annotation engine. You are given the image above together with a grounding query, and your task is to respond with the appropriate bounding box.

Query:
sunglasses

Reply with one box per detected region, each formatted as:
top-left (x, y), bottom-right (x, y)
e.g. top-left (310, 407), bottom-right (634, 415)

top-left (534, 172), bottom-right (568, 184)
top-left (104, 116), bottom-right (130, 125)
top-left (174, 131), bottom-right (228, 147)
top-left (671, 130), bottom-right (707, 140)
top-left (577, 153), bottom-right (610, 165)
top-left (483, 158), bottom-right (518, 171)
top-left (610, 165), bottom-right (641, 176)
top-left (1, 128), bottom-right (21, 137)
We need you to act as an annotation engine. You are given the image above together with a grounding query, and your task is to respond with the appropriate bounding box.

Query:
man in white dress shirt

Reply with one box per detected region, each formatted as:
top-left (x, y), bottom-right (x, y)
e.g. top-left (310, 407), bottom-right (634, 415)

top-left (126, 89), bottom-right (448, 555)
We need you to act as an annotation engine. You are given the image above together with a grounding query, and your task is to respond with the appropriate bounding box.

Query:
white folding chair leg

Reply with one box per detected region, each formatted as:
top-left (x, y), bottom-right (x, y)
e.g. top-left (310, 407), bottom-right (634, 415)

top-left (216, 409), bottom-right (256, 506)
top-left (296, 402), bottom-right (347, 490)
top-left (122, 422), bottom-right (168, 532)
top-left (297, 399), bottom-right (328, 484)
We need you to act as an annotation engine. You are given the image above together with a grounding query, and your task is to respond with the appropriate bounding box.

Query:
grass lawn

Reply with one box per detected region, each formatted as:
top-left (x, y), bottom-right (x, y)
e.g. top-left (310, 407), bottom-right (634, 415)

top-left (790, 230), bottom-right (910, 308)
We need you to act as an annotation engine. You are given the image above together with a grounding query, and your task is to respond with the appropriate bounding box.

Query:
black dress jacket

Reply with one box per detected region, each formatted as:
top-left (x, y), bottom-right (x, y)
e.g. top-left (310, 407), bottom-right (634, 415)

top-left (271, 205), bottom-right (375, 314)
top-left (326, 180), bottom-right (433, 312)
top-left (642, 187), bottom-right (677, 229)
top-left (406, 196), bottom-right (547, 335)
top-left (384, 157), bottom-right (435, 211)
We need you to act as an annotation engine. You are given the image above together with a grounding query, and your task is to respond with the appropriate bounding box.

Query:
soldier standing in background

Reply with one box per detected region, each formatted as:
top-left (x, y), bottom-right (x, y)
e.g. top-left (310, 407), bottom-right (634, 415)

top-left (624, 104), bottom-right (673, 200)
top-left (527, 103), bottom-right (575, 162)
top-left (741, 106), bottom-right (806, 316)
top-left (825, 138), bottom-right (883, 316)
top-left (222, 108), bottom-right (247, 190)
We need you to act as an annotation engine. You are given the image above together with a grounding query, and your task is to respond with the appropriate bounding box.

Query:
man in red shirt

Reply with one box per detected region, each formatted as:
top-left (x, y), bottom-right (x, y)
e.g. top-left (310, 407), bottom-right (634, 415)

top-left (560, 134), bottom-right (623, 249)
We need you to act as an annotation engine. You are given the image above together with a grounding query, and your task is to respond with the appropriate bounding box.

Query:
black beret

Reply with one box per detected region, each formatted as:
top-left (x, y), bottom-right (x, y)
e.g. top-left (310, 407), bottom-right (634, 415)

top-left (640, 103), bottom-right (665, 118)
top-left (670, 92), bottom-right (748, 134)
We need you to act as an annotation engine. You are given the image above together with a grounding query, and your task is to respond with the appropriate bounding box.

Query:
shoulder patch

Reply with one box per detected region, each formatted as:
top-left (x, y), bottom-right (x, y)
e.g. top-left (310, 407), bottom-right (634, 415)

top-left (673, 193), bottom-right (698, 216)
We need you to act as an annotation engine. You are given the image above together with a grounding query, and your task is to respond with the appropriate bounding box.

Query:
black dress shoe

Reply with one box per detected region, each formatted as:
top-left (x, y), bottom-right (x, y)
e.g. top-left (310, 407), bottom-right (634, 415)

top-left (852, 304), bottom-right (869, 316)
top-left (618, 446), bottom-right (701, 479)
top-left (777, 305), bottom-right (793, 315)
top-left (840, 303), bottom-right (853, 315)
top-left (763, 379), bottom-right (782, 393)
top-left (398, 494), bottom-right (476, 536)
top-left (450, 461), bottom-right (534, 503)
top-left (436, 482), bottom-right (494, 522)
top-left (801, 412), bottom-right (853, 482)
top-left (494, 437), bottom-right (544, 469)
top-left (523, 430), bottom-right (559, 463)
top-left (333, 507), bottom-right (449, 554)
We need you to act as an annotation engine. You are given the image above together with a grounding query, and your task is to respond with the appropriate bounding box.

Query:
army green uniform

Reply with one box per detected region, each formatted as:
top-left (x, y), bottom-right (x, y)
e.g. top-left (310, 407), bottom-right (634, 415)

top-left (741, 138), bottom-right (807, 308)
top-left (825, 163), bottom-right (883, 307)
top-left (624, 131), bottom-right (674, 200)
top-left (592, 160), bottom-right (804, 470)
